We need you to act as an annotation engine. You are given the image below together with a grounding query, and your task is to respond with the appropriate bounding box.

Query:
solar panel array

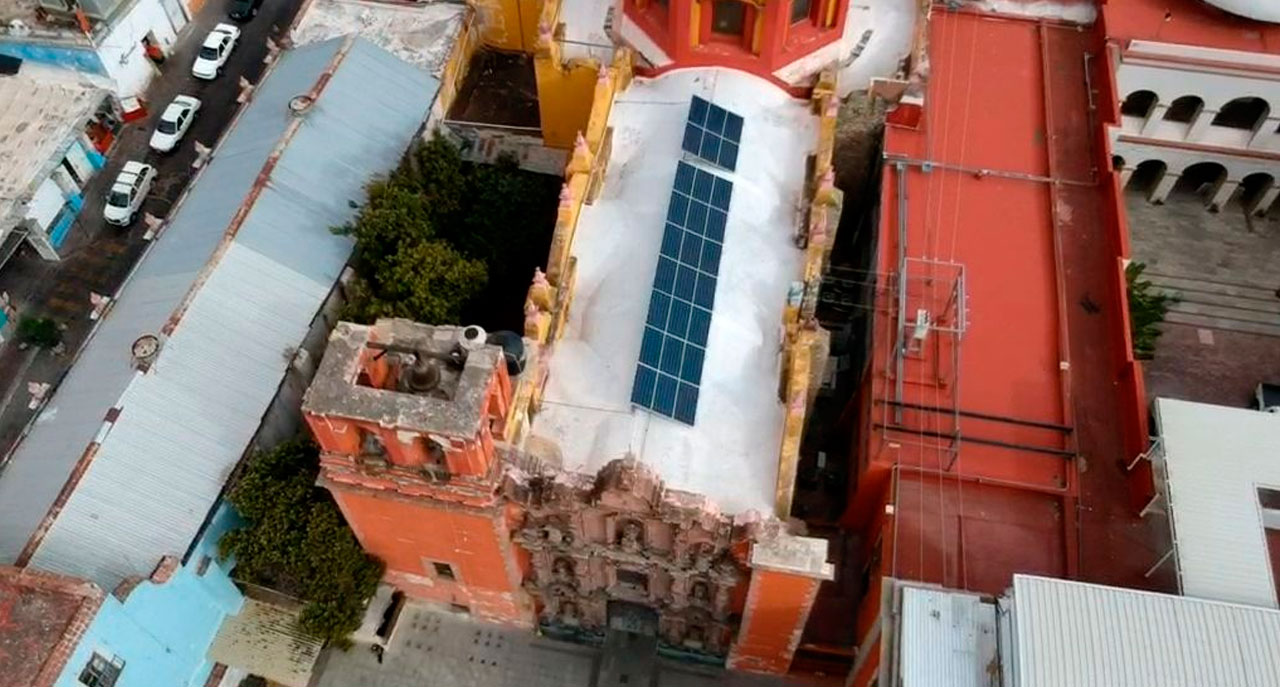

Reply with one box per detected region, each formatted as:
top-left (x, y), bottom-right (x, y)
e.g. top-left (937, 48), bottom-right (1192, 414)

top-left (682, 96), bottom-right (744, 172)
top-left (631, 160), bottom-right (734, 424)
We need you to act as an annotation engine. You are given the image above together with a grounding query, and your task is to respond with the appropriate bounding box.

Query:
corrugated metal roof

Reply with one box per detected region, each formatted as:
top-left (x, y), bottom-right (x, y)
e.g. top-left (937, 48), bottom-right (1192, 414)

top-left (1154, 397), bottom-right (1280, 609)
top-left (899, 586), bottom-right (999, 687)
top-left (0, 36), bottom-right (438, 589)
top-left (1012, 574), bottom-right (1280, 687)
top-left (209, 598), bottom-right (323, 687)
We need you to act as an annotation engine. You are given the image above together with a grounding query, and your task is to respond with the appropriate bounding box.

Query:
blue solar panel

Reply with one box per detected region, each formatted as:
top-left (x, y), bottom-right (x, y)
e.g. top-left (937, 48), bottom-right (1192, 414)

top-left (682, 96), bottom-right (744, 172)
top-left (631, 160), bottom-right (734, 425)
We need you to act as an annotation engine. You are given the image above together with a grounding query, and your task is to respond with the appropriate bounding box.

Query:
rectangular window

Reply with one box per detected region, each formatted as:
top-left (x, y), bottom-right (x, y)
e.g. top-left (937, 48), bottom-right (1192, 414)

top-left (79, 652), bottom-right (124, 687)
top-left (432, 561), bottom-right (457, 581)
top-left (790, 0), bottom-right (811, 24)
top-left (360, 430), bottom-right (386, 457)
top-left (711, 0), bottom-right (744, 35)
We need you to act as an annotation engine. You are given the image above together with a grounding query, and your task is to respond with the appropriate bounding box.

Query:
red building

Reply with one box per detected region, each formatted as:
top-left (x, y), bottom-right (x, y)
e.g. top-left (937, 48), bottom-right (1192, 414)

top-left (302, 319), bottom-right (834, 672)
top-left (842, 6), bottom-right (1170, 685)
top-left (619, 0), bottom-right (849, 87)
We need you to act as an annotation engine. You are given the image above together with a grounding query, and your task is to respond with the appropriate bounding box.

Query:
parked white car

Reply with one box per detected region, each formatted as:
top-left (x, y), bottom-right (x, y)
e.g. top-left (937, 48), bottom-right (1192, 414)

top-left (149, 95), bottom-right (201, 153)
top-left (103, 161), bottom-right (156, 227)
top-left (192, 23), bottom-right (240, 80)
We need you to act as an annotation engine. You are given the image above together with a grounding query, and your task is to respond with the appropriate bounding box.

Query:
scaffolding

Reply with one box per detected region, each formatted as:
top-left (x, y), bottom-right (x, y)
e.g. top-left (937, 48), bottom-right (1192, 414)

top-left (877, 257), bottom-right (968, 471)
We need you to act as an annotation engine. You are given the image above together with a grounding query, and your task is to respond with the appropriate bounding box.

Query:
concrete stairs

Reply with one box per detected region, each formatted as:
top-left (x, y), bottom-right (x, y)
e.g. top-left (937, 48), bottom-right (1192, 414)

top-left (1145, 271), bottom-right (1280, 338)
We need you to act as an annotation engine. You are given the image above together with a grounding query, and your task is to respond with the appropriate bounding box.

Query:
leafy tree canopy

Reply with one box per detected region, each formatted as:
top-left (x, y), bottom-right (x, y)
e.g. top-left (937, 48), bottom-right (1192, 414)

top-left (340, 133), bottom-right (559, 329)
top-left (219, 439), bottom-right (383, 646)
top-left (1126, 261), bottom-right (1177, 360)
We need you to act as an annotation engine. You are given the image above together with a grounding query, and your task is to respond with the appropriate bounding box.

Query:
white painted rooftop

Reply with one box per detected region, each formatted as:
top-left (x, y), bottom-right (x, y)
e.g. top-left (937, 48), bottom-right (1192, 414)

top-left (0, 72), bottom-right (105, 233)
top-left (891, 575), bottom-right (1280, 687)
top-left (1154, 397), bottom-right (1280, 609)
top-left (897, 586), bottom-right (998, 687)
top-left (527, 68), bottom-right (815, 516)
top-left (1203, 0), bottom-right (1280, 23)
top-left (1011, 574), bottom-right (1280, 687)
top-left (558, 0), bottom-right (615, 61)
top-left (290, 0), bottom-right (465, 76)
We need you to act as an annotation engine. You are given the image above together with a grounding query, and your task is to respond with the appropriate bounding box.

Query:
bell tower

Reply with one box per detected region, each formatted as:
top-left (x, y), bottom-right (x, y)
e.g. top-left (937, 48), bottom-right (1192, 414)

top-left (302, 318), bottom-right (533, 625)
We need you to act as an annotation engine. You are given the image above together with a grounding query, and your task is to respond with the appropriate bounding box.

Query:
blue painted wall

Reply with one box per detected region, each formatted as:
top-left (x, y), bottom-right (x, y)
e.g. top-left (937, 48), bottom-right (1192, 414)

top-left (49, 193), bottom-right (85, 249)
top-left (54, 504), bottom-right (245, 687)
top-left (0, 39), bottom-right (107, 76)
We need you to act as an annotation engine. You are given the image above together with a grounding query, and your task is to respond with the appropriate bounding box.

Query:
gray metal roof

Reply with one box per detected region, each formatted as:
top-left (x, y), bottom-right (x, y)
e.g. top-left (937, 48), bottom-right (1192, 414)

top-left (0, 35), bottom-right (438, 589)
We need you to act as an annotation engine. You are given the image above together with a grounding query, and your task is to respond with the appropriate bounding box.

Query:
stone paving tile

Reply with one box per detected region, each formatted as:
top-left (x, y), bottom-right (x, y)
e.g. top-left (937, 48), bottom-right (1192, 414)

top-left (1125, 189), bottom-right (1280, 405)
top-left (310, 605), bottom-right (830, 687)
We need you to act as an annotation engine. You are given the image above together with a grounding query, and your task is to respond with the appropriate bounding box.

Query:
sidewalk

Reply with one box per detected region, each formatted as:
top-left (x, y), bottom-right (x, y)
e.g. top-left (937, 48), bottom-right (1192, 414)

top-left (0, 0), bottom-right (308, 462)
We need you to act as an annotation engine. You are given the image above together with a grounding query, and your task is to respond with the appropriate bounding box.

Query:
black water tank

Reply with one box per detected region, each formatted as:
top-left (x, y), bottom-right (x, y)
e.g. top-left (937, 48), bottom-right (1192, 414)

top-left (486, 331), bottom-right (526, 377)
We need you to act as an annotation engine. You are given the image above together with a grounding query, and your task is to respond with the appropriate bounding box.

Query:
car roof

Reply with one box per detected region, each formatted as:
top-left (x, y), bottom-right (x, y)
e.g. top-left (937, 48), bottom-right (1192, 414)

top-left (202, 30), bottom-right (230, 47)
top-left (121, 161), bottom-right (149, 174)
top-left (161, 102), bottom-right (188, 120)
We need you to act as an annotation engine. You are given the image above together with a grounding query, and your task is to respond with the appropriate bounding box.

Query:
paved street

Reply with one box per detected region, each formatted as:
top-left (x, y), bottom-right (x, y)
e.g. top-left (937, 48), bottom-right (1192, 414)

top-left (0, 0), bottom-right (306, 461)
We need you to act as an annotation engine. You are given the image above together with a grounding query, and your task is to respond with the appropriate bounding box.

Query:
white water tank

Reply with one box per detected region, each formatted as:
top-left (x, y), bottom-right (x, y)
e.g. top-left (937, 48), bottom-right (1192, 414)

top-left (1201, 0), bottom-right (1280, 22)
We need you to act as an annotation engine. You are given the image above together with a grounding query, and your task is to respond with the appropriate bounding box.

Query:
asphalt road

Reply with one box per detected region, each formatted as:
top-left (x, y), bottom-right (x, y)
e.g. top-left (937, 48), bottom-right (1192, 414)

top-left (0, 0), bottom-right (307, 460)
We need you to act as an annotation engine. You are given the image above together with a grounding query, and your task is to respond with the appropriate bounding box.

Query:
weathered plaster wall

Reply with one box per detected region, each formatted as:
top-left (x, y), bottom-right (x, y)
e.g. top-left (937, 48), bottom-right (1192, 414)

top-left (0, 39), bottom-right (107, 76)
top-left (472, 0), bottom-right (543, 52)
top-left (330, 487), bottom-right (532, 625)
top-left (94, 0), bottom-right (179, 96)
top-left (53, 504), bottom-right (243, 687)
top-left (726, 568), bottom-right (822, 673)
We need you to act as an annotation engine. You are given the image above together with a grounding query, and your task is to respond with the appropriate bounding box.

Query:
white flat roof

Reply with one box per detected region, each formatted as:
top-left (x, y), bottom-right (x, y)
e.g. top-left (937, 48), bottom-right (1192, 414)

top-left (528, 68), bottom-right (815, 515)
top-left (1155, 397), bottom-right (1280, 609)
top-left (1011, 574), bottom-right (1280, 687)
top-left (0, 73), bottom-right (105, 228)
top-left (892, 576), bottom-right (1280, 687)
top-left (898, 586), bottom-right (998, 687)
top-left (290, 0), bottom-right (465, 75)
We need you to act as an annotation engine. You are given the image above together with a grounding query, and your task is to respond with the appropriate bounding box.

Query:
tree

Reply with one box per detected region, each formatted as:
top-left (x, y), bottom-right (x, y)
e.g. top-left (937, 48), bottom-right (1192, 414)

top-left (219, 439), bottom-right (383, 646)
top-left (341, 134), bottom-right (559, 329)
top-left (18, 316), bottom-right (61, 348)
top-left (1126, 261), bottom-right (1177, 360)
top-left (344, 240), bottom-right (488, 325)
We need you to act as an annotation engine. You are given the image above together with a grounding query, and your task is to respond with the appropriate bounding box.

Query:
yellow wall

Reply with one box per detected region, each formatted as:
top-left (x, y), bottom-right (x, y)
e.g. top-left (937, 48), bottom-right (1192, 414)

top-left (471, 0), bottom-right (543, 51)
top-left (774, 70), bottom-right (844, 519)
top-left (434, 9), bottom-right (483, 120)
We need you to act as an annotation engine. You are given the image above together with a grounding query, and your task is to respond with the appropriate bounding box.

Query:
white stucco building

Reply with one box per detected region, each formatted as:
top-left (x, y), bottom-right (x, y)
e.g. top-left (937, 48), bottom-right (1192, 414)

top-left (1104, 0), bottom-right (1280, 216)
top-left (0, 0), bottom-right (189, 97)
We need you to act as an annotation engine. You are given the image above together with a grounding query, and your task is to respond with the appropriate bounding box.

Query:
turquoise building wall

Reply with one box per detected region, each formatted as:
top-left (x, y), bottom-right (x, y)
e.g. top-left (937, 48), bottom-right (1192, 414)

top-left (54, 503), bottom-right (244, 687)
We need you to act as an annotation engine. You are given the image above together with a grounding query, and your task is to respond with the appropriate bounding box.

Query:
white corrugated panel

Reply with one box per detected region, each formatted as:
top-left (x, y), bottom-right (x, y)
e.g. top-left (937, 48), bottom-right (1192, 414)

top-left (1013, 575), bottom-right (1280, 687)
top-left (899, 586), bottom-right (999, 687)
top-left (1155, 397), bottom-right (1280, 609)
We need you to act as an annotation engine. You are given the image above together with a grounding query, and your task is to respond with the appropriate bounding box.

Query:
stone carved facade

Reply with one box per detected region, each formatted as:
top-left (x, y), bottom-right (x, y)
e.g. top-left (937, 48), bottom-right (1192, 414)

top-left (506, 458), bottom-right (745, 655)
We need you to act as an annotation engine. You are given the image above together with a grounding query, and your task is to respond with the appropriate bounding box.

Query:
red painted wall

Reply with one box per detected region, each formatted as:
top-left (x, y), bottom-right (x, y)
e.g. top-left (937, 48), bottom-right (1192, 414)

top-left (330, 486), bottom-right (531, 625)
top-left (625, 0), bottom-right (847, 87)
top-left (728, 569), bottom-right (820, 674)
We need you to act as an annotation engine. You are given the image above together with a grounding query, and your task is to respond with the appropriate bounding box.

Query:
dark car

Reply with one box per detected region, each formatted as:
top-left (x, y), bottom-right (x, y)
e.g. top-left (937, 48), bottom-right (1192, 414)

top-left (228, 0), bottom-right (262, 21)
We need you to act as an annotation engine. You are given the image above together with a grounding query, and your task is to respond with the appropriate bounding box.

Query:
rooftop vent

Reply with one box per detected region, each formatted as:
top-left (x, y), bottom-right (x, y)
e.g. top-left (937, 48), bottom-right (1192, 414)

top-left (486, 330), bottom-right (527, 376)
top-left (131, 334), bottom-right (160, 369)
top-left (288, 94), bottom-right (314, 115)
top-left (458, 325), bottom-right (487, 352)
